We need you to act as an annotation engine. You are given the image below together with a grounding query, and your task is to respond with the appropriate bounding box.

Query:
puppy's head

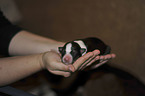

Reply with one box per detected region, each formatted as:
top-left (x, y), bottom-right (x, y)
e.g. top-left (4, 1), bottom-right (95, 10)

top-left (59, 41), bottom-right (87, 64)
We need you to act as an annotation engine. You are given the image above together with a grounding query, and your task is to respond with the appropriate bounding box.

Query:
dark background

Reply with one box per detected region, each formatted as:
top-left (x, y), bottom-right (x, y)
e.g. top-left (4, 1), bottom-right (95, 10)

top-left (14, 0), bottom-right (145, 83)
top-left (3, 0), bottom-right (145, 95)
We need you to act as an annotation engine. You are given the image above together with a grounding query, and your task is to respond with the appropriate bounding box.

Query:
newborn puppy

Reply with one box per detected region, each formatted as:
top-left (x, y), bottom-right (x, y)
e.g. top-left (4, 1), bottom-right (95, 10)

top-left (59, 37), bottom-right (111, 64)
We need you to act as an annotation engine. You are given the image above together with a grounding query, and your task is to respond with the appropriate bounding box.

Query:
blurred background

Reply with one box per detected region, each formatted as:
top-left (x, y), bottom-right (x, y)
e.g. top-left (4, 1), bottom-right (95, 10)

top-left (0, 0), bottom-right (145, 96)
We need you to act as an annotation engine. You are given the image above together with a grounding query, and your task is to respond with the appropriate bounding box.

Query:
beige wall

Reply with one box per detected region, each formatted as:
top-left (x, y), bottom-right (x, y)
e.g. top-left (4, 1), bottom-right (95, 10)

top-left (15, 0), bottom-right (145, 84)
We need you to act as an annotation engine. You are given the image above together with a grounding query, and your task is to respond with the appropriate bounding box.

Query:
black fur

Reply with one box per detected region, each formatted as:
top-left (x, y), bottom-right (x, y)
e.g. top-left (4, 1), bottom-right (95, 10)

top-left (81, 37), bottom-right (111, 55)
top-left (59, 37), bottom-right (111, 64)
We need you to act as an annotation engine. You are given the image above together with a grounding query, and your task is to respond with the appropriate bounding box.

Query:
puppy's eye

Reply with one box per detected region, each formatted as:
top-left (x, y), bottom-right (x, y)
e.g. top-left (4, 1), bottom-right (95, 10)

top-left (59, 47), bottom-right (63, 53)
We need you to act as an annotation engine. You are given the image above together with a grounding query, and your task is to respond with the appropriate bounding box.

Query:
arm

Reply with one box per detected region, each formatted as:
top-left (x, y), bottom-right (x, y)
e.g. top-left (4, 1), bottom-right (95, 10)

top-left (0, 31), bottom-right (75, 86)
top-left (0, 51), bottom-right (74, 86)
top-left (0, 30), bottom-right (115, 86)
top-left (0, 9), bottom-right (115, 86)
top-left (0, 54), bottom-right (43, 86)
top-left (9, 30), bottom-right (64, 56)
top-left (9, 30), bottom-right (116, 71)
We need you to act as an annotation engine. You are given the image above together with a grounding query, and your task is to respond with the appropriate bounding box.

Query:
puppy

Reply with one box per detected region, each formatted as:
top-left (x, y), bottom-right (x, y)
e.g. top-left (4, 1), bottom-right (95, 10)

top-left (58, 37), bottom-right (111, 64)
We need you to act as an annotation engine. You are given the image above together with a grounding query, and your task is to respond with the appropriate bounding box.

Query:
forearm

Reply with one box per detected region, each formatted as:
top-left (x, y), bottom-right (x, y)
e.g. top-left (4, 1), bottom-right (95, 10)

top-left (9, 30), bottom-right (65, 56)
top-left (0, 54), bottom-right (43, 86)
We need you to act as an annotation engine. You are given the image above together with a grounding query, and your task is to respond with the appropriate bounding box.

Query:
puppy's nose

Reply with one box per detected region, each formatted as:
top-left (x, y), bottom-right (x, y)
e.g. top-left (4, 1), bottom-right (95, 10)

top-left (64, 57), bottom-right (70, 62)
top-left (63, 56), bottom-right (73, 64)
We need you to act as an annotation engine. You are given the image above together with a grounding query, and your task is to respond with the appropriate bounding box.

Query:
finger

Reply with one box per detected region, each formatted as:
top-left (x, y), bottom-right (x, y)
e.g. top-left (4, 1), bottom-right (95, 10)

top-left (85, 54), bottom-right (110, 70)
top-left (78, 56), bottom-right (94, 70)
top-left (78, 50), bottom-right (100, 70)
top-left (80, 56), bottom-right (100, 70)
top-left (104, 53), bottom-right (116, 59)
top-left (68, 65), bottom-right (75, 72)
top-left (90, 53), bottom-right (116, 69)
top-left (100, 55), bottom-right (105, 59)
top-left (48, 69), bottom-right (71, 77)
top-left (104, 54), bottom-right (112, 60)
top-left (73, 52), bottom-right (93, 71)
top-left (91, 60), bottom-right (108, 69)
top-left (92, 53), bottom-right (116, 68)
top-left (100, 53), bottom-right (116, 59)
top-left (91, 54), bottom-right (115, 69)
top-left (99, 55), bottom-right (105, 62)
top-left (111, 53), bottom-right (116, 58)
top-left (93, 49), bottom-right (100, 55)
top-left (50, 62), bottom-right (75, 72)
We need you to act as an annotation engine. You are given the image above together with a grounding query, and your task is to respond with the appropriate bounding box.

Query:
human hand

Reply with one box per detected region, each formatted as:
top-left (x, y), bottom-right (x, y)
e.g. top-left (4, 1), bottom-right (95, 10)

top-left (72, 50), bottom-right (116, 71)
top-left (41, 51), bottom-right (75, 77)
top-left (90, 53), bottom-right (116, 69)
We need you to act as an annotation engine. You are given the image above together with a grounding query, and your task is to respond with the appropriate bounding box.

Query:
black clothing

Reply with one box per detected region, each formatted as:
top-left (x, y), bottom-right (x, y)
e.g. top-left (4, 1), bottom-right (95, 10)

top-left (0, 10), bottom-right (22, 56)
top-left (0, 10), bottom-right (35, 96)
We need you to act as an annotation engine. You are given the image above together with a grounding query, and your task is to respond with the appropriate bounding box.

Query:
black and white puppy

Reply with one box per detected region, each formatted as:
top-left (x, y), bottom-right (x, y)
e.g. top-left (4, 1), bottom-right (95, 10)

top-left (59, 37), bottom-right (111, 64)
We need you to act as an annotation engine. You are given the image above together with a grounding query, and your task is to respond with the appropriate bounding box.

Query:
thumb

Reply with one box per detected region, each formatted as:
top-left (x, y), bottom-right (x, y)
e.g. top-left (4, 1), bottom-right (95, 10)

top-left (49, 61), bottom-right (75, 72)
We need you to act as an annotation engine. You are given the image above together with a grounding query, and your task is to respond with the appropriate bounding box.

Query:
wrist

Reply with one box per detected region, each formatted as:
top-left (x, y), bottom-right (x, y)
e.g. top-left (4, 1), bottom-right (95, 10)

top-left (38, 53), bottom-right (46, 70)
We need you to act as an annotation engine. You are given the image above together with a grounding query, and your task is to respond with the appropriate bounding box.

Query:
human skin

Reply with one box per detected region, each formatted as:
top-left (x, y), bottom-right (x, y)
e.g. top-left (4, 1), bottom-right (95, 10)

top-left (0, 31), bottom-right (115, 86)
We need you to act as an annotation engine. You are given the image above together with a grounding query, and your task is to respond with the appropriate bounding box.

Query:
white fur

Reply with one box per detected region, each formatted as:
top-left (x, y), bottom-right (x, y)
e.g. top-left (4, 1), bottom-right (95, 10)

top-left (74, 40), bottom-right (87, 56)
top-left (63, 43), bottom-right (73, 64)
top-left (66, 43), bottom-right (72, 53)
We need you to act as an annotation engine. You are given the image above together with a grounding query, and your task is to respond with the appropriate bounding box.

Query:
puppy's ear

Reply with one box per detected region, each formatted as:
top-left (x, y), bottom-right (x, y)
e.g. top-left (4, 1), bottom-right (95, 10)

top-left (58, 47), bottom-right (63, 53)
top-left (80, 48), bottom-right (86, 54)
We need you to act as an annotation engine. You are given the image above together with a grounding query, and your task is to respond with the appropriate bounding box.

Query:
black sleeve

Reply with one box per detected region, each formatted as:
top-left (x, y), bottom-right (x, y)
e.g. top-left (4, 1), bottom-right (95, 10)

top-left (0, 10), bottom-right (22, 56)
